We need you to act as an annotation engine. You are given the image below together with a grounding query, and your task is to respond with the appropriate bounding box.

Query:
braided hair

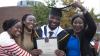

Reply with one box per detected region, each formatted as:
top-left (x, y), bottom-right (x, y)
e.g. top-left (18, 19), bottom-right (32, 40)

top-left (21, 14), bottom-right (35, 41)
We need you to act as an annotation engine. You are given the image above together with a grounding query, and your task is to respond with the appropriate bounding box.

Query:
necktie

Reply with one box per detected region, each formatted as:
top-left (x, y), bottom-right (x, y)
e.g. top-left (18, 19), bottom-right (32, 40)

top-left (45, 31), bottom-right (53, 42)
top-left (49, 31), bottom-right (53, 37)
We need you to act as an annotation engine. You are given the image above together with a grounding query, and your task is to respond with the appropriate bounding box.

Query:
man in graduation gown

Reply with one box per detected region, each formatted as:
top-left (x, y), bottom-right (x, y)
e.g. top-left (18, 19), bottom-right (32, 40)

top-left (35, 7), bottom-right (67, 56)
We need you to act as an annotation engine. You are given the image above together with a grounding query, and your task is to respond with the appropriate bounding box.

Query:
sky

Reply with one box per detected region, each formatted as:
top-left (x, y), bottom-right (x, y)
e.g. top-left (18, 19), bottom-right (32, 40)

top-left (82, 0), bottom-right (100, 14)
top-left (0, 0), bottom-right (100, 14)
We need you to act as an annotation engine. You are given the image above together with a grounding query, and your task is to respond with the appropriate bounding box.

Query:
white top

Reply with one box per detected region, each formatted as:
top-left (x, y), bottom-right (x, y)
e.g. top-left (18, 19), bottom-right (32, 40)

top-left (0, 32), bottom-right (16, 46)
top-left (0, 31), bottom-right (32, 56)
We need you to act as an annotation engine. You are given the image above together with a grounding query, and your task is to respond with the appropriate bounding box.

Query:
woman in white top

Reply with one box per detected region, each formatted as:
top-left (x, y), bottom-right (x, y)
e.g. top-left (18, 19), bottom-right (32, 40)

top-left (0, 18), bottom-right (33, 56)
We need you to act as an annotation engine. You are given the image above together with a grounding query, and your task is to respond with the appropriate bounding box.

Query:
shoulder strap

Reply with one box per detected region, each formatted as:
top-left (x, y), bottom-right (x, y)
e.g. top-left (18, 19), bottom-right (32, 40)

top-left (44, 25), bottom-right (47, 37)
top-left (58, 32), bottom-right (70, 42)
top-left (35, 28), bottom-right (42, 37)
top-left (34, 30), bottom-right (39, 38)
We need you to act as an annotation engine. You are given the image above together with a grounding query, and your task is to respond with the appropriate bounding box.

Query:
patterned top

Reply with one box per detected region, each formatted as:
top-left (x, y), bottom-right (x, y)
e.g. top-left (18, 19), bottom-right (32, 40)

top-left (0, 31), bottom-right (32, 56)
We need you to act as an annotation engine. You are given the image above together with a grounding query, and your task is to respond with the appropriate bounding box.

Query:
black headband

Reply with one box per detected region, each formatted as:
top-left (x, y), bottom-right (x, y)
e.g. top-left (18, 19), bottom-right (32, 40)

top-left (2, 19), bottom-right (19, 31)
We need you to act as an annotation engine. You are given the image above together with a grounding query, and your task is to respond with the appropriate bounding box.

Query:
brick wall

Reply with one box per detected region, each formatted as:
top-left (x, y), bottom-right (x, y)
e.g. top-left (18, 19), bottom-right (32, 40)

top-left (0, 6), bottom-right (32, 33)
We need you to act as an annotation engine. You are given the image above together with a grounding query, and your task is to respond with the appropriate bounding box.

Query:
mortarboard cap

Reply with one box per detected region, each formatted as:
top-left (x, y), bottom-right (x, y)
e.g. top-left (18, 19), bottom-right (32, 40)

top-left (50, 7), bottom-right (63, 18)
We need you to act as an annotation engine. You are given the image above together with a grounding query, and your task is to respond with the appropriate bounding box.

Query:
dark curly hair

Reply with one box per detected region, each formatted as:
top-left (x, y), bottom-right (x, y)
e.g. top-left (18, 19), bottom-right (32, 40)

top-left (2, 18), bottom-right (19, 31)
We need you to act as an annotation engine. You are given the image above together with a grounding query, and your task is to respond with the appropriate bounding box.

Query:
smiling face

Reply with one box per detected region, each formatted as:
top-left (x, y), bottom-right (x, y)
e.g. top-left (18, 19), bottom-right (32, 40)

top-left (72, 17), bottom-right (84, 33)
top-left (48, 15), bottom-right (60, 30)
top-left (24, 15), bottom-right (36, 30)
top-left (10, 22), bottom-right (22, 38)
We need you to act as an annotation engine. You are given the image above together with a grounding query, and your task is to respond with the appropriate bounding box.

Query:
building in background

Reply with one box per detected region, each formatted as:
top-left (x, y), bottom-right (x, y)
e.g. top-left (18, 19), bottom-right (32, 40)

top-left (17, 0), bottom-right (45, 7)
top-left (0, 0), bottom-right (44, 33)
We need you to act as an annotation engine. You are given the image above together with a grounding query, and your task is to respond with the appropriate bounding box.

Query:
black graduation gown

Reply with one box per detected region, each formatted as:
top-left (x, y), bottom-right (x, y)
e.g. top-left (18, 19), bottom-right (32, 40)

top-left (35, 26), bottom-right (67, 50)
top-left (57, 12), bottom-right (97, 56)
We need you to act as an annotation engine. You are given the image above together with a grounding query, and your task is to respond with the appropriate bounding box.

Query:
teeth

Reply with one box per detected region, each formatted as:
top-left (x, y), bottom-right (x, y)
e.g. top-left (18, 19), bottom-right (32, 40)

top-left (16, 32), bottom-right (20, 35)
top-left (29, 25), bottom-right (33, 27)
top-left (30, 25), bottom-right (33, 26)
top-left (52, 23), bottom-right (56, 25)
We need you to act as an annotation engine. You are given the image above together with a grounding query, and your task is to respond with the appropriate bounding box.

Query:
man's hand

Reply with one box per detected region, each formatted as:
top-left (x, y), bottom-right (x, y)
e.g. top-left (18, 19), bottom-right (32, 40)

top-left (55, 49), bottom-right (65, 56)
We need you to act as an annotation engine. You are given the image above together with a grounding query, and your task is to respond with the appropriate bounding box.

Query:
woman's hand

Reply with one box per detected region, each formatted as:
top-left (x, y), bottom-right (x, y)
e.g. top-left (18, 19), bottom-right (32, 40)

top-left (55, 49), bottom-right (65, 56)
top-left (30, 49), bottom-right (42, 56)
top-left (71, 2), bottom-right (82, 8)
top-left (71, 2), bottom-right (87, 12)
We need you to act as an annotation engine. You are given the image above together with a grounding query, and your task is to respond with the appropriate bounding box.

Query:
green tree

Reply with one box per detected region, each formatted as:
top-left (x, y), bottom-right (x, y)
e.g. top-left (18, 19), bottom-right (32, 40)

top-left (31, 2), bottom-right (50, 26)
top-left (30, 0), bottom-right (58, 26)
top-left (90, 8), bottom-right (100, 22)
top-left (60, 0), bottom-right (76, 29)
top-left (44, 0), bottom-right (58, 7)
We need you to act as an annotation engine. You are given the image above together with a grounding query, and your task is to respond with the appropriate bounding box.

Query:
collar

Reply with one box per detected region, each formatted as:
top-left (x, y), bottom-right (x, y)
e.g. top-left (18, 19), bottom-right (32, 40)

top-left (46, 25), bottom-right (64, 37)
top-left (41, 25), bottom-right (64, 37)
top-left (46, 25), bottom-right (58, 35)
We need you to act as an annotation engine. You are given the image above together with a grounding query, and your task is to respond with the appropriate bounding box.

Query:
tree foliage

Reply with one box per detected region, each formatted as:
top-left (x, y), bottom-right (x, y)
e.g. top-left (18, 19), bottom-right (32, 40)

top-left (60, 8), bottom-right (76, 29)
top-left (31, 0), bottom-right (58, 26)
top-left (44, 0), bottom-right (58, 7)
top-left (31, 2), bottom-right (50, 26)
top-left (30, 0), bottom-right (81, 28)
top-left (89, 8), bottom-right (100, 22)
top-left (60, 0), bottom-right (76, 29)
top-left (30, 0), bottom-right (100, 28)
